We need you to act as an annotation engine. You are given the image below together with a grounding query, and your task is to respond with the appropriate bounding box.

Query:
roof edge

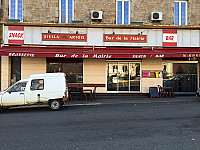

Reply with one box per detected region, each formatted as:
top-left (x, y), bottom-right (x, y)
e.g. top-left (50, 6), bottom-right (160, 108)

top-left (2, 22), bottom-right (200, 30)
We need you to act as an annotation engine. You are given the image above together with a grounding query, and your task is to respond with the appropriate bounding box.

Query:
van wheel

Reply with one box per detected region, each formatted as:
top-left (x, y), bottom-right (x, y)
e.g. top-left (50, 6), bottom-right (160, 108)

top-left (49, 100), bottom-right (62, 111)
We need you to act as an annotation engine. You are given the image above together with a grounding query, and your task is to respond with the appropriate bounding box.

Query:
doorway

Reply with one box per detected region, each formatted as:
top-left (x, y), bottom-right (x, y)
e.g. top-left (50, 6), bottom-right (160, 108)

top-left (107, 62), bottom-right (141, 92)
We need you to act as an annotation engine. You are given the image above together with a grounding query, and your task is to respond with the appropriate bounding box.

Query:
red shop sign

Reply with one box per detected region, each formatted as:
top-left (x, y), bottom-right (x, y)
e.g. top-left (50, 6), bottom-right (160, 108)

top-left (8, 26), bottom-right (24, 44)
top-left (42, 33), bottom-right (87, 41)
top-left (104, 34), bottom-right (147, 42)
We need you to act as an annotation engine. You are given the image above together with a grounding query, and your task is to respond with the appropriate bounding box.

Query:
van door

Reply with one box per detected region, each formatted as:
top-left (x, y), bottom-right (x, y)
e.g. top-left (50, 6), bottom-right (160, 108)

top-left (2, 82), bottom-right (27, 106)
top-left (26, 79), bottom-right (47, 103)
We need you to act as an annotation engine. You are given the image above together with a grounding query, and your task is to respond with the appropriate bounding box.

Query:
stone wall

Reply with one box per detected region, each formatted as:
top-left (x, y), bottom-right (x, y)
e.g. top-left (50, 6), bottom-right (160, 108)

top-left (1, 0), bottom-right (200, 26)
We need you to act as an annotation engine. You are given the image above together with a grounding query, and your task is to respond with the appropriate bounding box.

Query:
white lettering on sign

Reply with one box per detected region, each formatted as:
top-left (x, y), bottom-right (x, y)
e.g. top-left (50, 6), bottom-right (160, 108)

top-left (82, 54), bottom-right (88, 58)
top-left (132, 55), bottom-right (146, 58)
top-left (183, 54), bottom-right (200, 57)
top-left (155, 54), bottom-right (164, 58)
top-left (163, 34), bottom-right (177, 42)
top-left (69, 35), bottom-right (85, 40)
top-left (55, 54), bottom-right (67, 57)
top-left (93, 54), bottom-right (112, 58)
top-left (44, 34), bottom-right (59, 39)
top-left (9, 53), bottom-right (35, 57)
top-left (71, 54), bottom-right (79, 58)
top-left (105, 36), bottom-right (115, 40)
top-left (8, 31), bottom-right (24, 40)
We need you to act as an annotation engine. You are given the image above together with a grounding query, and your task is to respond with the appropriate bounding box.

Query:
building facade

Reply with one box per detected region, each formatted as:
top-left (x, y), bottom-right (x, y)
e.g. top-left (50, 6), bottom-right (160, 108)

top-left (0, 0), bottom-right (200, 95)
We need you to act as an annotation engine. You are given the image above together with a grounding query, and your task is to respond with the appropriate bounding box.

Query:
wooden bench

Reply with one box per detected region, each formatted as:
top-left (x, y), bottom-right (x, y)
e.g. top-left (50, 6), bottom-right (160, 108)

top-left (67, 83), bottom-right (105, 101)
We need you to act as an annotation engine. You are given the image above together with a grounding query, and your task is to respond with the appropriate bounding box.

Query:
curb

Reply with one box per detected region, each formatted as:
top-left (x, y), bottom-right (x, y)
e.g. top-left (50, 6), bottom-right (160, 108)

top-left (65, 98), bottom-right (200, 107)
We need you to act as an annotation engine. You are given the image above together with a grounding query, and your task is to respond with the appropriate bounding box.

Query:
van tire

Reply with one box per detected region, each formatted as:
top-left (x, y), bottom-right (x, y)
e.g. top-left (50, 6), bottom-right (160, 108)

top-left (49, 100), bottom-right (62, 111)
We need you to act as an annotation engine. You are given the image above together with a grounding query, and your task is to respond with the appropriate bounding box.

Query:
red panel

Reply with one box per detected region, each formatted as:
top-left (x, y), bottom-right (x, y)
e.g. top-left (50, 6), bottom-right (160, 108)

top-left (8, 26), bottom-right (24, 31)
top-left (163, 42), bottom-right (177, 47)
top-left (8, 40), bottom-right (24, 44)
top-left (163, 29), bottom-right (177, 34)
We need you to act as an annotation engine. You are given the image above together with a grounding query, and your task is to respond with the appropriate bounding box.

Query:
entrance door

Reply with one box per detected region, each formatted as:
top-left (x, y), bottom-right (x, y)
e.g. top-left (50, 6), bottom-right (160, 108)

top-left (118, 63), bottom-right (129, 91)
top-left (107, 62), bottom-right (141, 92)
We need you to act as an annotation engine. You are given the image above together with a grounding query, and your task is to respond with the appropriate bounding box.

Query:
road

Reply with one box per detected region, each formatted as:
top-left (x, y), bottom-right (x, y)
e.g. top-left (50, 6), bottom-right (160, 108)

top-left (0, 102), bottom-right (200, 150)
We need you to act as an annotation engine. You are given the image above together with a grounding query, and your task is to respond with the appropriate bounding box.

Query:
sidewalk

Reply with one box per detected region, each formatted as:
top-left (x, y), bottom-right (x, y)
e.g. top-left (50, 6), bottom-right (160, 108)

top-left (65, 95), bottom-right (200, 106)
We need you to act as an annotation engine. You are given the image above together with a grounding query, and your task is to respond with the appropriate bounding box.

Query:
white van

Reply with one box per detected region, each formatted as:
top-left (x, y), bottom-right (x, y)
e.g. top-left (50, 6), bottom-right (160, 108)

top-left (0, 73), bottom-right (68, 111)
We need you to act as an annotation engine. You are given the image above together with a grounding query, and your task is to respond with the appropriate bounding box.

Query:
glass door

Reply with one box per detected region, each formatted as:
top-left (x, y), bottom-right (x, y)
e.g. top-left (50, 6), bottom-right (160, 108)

top-left (118, 63), bottom-right (129, 91)
top-left (107, 62), bottom-right (141, 92)
top-left (107, 63), bottom-right (118, 91)
top-left (130, 63), bottom-right (140, 91)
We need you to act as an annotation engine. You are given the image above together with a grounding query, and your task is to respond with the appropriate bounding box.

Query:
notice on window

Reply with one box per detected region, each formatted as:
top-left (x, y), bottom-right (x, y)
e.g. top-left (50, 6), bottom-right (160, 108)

top-left (143, 71), bottom-right (148, 78)
top-left (113, 77), bottom-right (117, 83)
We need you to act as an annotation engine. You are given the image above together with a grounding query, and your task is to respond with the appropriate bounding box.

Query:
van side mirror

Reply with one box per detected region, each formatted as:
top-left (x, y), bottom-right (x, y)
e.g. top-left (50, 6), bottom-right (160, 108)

top-left (7, 90), bottom-right (12, 94)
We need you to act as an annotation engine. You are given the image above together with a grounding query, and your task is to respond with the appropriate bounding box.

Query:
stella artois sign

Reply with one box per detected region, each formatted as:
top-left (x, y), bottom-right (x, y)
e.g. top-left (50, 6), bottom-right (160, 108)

top-left (42, 33), bottom-right (87, 41)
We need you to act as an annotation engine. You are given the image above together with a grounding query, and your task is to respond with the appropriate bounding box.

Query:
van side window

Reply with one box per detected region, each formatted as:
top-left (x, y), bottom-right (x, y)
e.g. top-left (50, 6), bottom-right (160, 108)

top-left (9, 82), bottom-right (27, 92)
top-left (30, 79), bottom-right (44, 90)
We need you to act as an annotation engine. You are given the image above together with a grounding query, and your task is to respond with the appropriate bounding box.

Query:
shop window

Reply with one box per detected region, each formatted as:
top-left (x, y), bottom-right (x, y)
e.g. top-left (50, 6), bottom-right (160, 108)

top-left (30, 79), bottom-right (44, 90)
top-left (116, 0), bottom-right (130, 24)
top-left (9, 0), bottom-right (23, 22)
top-left (163, 62), bottom-right (197, 92)
top-left (47, 58), bottom-right (83, 83)
top-left (59, 0), bottom-right (74, 23)
top-left (174, 1), bottom-right (187, 25)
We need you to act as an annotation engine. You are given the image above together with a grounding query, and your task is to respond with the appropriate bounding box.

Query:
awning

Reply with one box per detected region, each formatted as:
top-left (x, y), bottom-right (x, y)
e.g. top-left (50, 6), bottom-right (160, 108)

top-left (0, 46), bottom-right (200, 59)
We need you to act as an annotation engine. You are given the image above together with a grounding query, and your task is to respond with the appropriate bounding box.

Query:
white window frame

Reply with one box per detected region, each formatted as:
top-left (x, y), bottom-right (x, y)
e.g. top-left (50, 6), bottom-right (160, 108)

top-left (59, 0), bottom-right (74, 23)
top-left (174, 1), bottom-right (187, 25)
top-left (116, 0), bottom-right (130, 25)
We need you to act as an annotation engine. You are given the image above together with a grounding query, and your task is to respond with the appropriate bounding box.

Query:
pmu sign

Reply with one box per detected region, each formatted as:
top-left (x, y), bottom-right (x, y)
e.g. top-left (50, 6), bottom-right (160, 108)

top-left (8, 26), bottom-right (24, 44)
top-left (163, 29), bottom-right (177, 47)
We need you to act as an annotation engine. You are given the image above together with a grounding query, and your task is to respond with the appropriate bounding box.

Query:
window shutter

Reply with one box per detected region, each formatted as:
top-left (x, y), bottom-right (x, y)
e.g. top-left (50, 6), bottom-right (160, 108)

top-left (10, 0), bottom-right (16, 19)
top-left (174, 2), bottom-right (179, 25)
top-left (124, 1), bottom-right (129, 24)
top-left (61, 0), bottom-right (67, 23)
top-left (181, 2), bottom-right (186, 25)
top-left (18, 0), bottom-right (23, 21)
top-left (117, 1), bottom-right (122, 24)
top-left (68, 0), bottom-right (73, 23)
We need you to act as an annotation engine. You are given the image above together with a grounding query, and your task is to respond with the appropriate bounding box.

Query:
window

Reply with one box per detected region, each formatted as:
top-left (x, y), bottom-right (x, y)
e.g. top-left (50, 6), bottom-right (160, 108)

top-left (9, 82), bottom-right (27, 92)
top-left (30, 79), bottom-right (44, 90)
top-left (116, 0), bottom-right (130, 25)
top-left (59, 0), bottom-right (74, 23)
top-left (174, 1), bottom-right (187, 25)
top-left (9, 0), bottom-right (23, 22)
top-left (163, 62), bottom-right (197, 92)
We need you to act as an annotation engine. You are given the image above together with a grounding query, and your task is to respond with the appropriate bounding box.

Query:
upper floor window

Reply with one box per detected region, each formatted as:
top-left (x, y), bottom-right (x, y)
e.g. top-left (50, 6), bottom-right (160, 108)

top-left (174, 1), bottom-right (187, 25)
top-left (9, 0), bottom-right (23, 22)
top-left (59, 0), bottom-right (74, 23)
top-left (116, 0), bottom-right (130, 25)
